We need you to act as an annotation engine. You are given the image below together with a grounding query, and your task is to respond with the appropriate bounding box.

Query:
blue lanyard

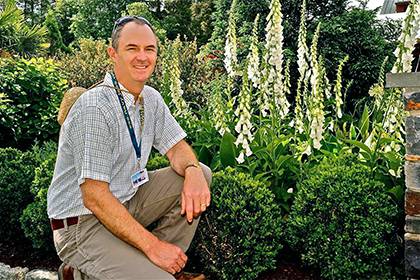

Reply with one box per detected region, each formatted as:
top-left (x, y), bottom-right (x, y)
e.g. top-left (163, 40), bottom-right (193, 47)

top-left (110, 72), bottom-right (142, 161)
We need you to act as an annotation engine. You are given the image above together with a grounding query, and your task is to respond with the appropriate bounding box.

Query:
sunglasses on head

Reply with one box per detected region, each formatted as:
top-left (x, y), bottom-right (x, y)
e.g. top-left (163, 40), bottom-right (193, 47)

top-left (113, 16), bottom-right (152, 31)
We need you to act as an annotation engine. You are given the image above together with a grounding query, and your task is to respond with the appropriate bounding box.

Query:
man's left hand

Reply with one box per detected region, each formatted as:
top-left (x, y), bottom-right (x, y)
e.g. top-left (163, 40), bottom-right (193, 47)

top-left (181, 167), bottom-right (210, 223)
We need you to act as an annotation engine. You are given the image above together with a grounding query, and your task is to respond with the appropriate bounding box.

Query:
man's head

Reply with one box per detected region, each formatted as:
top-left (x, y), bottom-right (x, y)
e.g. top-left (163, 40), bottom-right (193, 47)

top-left (108, 16), bottom-right (158, 91)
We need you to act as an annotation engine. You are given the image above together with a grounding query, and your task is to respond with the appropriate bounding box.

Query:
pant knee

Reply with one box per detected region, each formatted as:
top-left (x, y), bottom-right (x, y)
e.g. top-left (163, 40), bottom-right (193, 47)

top-left (199, 162), bottom-right (212, 187)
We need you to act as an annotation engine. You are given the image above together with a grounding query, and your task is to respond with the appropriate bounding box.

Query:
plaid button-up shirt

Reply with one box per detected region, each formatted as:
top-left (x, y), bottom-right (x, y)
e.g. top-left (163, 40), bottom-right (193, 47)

top-left (47, 73), bottom-right (186, 219)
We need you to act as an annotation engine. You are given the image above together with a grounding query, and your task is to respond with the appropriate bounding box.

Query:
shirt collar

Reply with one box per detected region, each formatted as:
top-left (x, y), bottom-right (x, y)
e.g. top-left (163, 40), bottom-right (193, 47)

top-left (103, 72), bottom-right (137, 107)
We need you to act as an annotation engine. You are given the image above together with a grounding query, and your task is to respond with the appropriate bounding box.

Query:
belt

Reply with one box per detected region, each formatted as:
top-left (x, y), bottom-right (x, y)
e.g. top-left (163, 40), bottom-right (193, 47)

top-left (50, 217), bottom-right (79, 230)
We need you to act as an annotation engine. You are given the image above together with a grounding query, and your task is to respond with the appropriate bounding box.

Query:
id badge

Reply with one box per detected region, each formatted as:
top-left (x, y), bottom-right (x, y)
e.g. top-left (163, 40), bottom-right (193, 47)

top-left (131, 168), bottom-right (149, 188)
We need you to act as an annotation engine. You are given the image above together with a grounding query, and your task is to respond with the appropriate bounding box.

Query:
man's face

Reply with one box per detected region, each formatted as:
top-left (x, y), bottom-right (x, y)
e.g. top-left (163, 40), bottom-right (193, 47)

top-left (108, 22), bottom-right (158, 86)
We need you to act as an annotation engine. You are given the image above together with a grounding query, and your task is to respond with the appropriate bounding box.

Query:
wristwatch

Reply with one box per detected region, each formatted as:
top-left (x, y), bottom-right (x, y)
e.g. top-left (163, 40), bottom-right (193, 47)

top-left (185, 162), bottom-right (200, 171)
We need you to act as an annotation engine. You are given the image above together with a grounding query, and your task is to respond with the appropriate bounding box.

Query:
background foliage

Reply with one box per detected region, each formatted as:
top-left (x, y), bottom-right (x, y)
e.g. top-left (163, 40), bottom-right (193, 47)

top-left (20, 141), bottom-right (57, 252)
top-left (0, 57), bottom-right (67, 149)
top-left (59, 38), bottom-right (111, 88)
top-left (0, 148), bottom-right (37, 242)
top-left (0, 0), bottom-right (412, 278)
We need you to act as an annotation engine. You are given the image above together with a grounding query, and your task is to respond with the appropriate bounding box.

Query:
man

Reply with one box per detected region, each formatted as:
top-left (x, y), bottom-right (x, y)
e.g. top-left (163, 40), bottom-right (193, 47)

top-left (47, 16), bottom-right (211, 280)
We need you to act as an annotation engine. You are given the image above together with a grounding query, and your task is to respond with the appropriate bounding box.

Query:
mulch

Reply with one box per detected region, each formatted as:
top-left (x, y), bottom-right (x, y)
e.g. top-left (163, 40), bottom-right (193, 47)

top-left (0, 241), bottom-right (320, 280)
top-left (257, 261), bottom-right (320, 280)
top-left (0, 241), bottom-right (61, 271)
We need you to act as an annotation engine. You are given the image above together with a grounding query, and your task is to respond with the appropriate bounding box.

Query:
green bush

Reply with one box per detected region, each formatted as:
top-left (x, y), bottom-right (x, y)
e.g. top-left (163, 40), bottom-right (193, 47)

top-left (59, 38), bottom-right (111, 88)
top-left (318, 8), bottom-right (396, 106)
top-left (285, 154), bottom-right (400, 279)
top-left (125, 2), bottom-right (166, 41)
top-left (191, 167), bottom-right (283, 280)
top-left (0, 57), bottom-right (68, 149)
top-left (53, 0), bottom-right (78, 46)
top-left (45, 9), bottom-right (70, 55)
top-left (146, 153), bottom-right (170, 170)
top-left (20, 142), bottom-right (57, 252)
top-left (0, 148), bottom-right (37, 242)
top-left (69, 0), bottom-right (126, 40)
top-left (153, 38), bottom-right (211, 112)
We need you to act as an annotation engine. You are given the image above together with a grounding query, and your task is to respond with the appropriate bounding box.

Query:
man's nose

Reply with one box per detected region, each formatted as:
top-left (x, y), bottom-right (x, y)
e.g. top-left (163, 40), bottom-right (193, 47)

top-left (135, 50), bottom-right (147, 60)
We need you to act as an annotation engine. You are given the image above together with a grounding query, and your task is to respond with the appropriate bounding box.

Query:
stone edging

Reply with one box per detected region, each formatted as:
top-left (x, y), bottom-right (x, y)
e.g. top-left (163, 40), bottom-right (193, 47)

top-left (0, 262), bottom-right (57, 280)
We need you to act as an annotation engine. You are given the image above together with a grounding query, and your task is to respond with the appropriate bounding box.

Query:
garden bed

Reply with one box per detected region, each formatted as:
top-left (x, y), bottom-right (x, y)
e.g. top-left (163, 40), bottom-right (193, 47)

top-left (0, 241), bottom-right (319, 279)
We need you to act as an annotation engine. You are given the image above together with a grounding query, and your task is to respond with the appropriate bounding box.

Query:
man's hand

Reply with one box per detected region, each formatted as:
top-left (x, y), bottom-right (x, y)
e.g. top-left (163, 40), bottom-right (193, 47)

top-left (145, 239), bottom-right (187, 275)
top-left (181, 167), bottom-right (211, 223)
top-left (165, 140), bottom-right (211, 222)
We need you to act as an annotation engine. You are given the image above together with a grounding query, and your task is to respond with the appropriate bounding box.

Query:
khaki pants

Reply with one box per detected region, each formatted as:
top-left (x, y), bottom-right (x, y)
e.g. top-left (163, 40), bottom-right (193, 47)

top-left (53, 164), bottom-right (212, 280)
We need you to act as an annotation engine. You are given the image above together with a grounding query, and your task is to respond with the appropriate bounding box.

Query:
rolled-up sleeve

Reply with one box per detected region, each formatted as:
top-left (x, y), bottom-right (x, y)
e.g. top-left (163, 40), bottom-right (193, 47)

top-left (153, 95), bottom-right (186, 155)
top-left (69, 105), bottom-right (115, 186)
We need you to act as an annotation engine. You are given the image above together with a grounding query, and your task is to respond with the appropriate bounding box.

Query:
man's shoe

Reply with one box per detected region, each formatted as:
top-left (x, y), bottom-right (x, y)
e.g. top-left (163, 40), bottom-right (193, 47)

top-left (58, 263), bottom-right (74, 280)
top-left (174, 271), bottom-right (206, 280)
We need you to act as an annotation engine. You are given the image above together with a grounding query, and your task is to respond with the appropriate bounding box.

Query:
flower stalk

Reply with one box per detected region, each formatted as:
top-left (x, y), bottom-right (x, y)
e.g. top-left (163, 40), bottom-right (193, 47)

top-left (224, 0), bottom-right (238, 78)
top-left (234, 70), bottom-right (254, 163)
top-left (260, 0), bottom-right (288, 119)
top-left (392, 1), bottom-right (420, 73)
top-left (307, 23), bottom-right (325, 150)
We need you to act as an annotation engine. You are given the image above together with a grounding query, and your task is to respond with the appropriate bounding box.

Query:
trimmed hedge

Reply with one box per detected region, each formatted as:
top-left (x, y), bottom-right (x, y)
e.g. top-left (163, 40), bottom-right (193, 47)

top-left (20, 141), bottom-right (57, 252)
top-left (285, 154), bottom-right (400, 279)
top-left (191, 167), bottom-right (283, 280)
top-left (0, 148), bottom-right (38, 242)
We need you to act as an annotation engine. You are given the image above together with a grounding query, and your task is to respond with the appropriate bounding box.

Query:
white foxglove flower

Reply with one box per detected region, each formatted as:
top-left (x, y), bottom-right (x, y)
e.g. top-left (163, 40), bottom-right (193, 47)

top-left (248, 14), bottom-right (261, 88)
top-left (169, 38), bottom-right (193, 119)
top-left (161, 37), bottom-right (193, 120)
top-left (392, 1), bottom-right (420, 73)
top-left (307, 24), bottom-right (325, 150)
top-left (224, 0), bottom-right (238, 78)
top-left (234, 70), bottom-right (254, 163)
top-left (334, 55), bottom-right (349, 119)
top-left (211, 81), bottom-right (231, 136)
top-left (260, 0), bottom-right (289, 119)
top-left (236, 152), bottom-right (245, 164)
top-left (294, 0), bottom-right (310, 134)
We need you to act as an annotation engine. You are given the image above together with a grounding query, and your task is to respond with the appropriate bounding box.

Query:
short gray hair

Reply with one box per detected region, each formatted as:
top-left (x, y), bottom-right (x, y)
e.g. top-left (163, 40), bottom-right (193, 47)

top-left (111, 16), bottom-right (156, 50)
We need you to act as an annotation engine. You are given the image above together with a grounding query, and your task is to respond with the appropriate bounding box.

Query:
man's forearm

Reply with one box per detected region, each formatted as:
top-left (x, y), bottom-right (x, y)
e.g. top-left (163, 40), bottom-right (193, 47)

top-left (81, 179), bottom-right (157, 255)
top-left (167, 140), bottom-right (199, 176)
top-left (166, 140), bottom-right (211, 222)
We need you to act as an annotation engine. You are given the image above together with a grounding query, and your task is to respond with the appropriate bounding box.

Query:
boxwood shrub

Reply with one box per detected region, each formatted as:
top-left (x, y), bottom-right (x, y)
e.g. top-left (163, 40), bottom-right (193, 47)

top-left (20, 141), bottom-right (57, 252)
top-left (191, 167), bottom-right (283, 280)
top-left (0, 148), bottom-right (37, 242)
top-left (285, 154), bottom-right (400, 279)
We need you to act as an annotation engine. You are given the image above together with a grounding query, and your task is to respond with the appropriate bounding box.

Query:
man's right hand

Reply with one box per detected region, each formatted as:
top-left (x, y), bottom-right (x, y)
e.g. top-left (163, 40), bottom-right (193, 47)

top-left (145, 239), bottom-right (188, 275)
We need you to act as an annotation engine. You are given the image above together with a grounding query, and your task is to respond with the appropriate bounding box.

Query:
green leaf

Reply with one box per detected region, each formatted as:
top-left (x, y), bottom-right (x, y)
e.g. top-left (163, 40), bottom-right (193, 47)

top-left (344, 139), bottom-right (372, 155)
top-left (350, 123), bottom-right (357, 140)
top-left (198, 146), bottom-right (212, 166)
top-left (387, 185), bottom-right (404, 204)
top-left (275, 155), bottom-right (293, 168)
top-left (220, 132), bottom-right (236, 168)
top-left (377, 137), bottom-right (400, 147)
top-left (274, 140), bottom-right (288, 156)
top-left (359, 105), bottom-right (370, 140)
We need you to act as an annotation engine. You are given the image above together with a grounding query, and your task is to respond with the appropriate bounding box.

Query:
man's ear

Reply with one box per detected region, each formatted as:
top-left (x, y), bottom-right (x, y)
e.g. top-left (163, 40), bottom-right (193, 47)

top-left (107, 46), bottom-right (117, 62)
